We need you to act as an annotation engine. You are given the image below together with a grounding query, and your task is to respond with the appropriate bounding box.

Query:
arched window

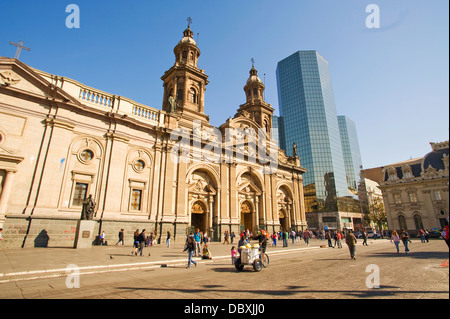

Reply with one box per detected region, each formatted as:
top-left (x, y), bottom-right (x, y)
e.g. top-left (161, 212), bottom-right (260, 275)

top-left (398, 214), bottom-right (407, 230)
top-left (414, 214), bottom-right (424, 230)
top-left (189, 88), bottom-right (197, 104)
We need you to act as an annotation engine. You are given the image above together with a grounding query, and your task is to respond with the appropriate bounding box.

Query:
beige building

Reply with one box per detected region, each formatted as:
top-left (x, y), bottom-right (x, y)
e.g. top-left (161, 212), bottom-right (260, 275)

top-left (0, 25), bottom-right (307, 249)
top-left (373, 141), bottom-right (449, 234)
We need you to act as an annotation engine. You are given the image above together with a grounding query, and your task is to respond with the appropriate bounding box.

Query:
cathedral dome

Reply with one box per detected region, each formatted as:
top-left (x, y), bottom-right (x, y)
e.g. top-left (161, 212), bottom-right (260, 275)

top-left (247, 67), bottom-right (263, 85)
top-left (177, 26), bottom-right (197, 46)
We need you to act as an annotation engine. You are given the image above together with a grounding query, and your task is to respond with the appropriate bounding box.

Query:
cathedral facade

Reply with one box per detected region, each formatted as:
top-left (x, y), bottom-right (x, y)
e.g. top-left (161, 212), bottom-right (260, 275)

top-left (0, 26), bottom-right (307, 249)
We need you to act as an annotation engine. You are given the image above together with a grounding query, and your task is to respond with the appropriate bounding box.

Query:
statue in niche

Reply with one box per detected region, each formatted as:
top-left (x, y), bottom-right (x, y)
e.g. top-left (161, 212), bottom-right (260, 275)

top-left (81, 194), bottom-right (96, 220)
top-left (168, 94), bottom-right (178, 114)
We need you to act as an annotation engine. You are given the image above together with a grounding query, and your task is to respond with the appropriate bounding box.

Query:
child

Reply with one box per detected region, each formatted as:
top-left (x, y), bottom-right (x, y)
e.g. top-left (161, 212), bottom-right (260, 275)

top-left (231, 246), bottom-right (238, 264)
top-left (202, 243), bottom-right (212, 259)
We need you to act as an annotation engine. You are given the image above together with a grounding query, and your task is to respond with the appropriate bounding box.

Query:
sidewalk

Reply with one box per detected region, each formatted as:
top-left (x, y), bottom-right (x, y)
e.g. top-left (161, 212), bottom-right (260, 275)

top-left (0, 238), bottom-right (390, 282)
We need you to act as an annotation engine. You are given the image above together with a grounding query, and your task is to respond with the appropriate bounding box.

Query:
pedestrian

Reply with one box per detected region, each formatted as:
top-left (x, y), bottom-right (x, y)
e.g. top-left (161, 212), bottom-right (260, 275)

top-left (336, 231), bottom-right (342, 248)
top-left (443, 225), bottom-right (449, 248)
top-left (400, 229), bottom-right (410, 253)
top-left (424, 229), bottom-right (430, 243)
top-left (419, 229), bottom-right (426, 243)
top-left (230, 231), bottom-right (235, 244)
top-left (362, 230), bottom-right (368, 246)
top-left (390, 230), bottom-right (400, 253)
top-left (131, 229), bottom-right (140, 255)
top-left (223, 230), bottom-right (230, 245)
top-left (345, 230), bottom-right (357, 260)
top-left (238, 232), bottom-right (247, 254)
top-left (99, 231), bottom-right (106, 245)
top-left (303, 229), bottom-right (310, 246)
top-left (166, 231), bottom-right (171, 248)
top-left (231, 246), bottom-right (238, 265)
top-left (291, 230), bottom-right (296, 244)
top-left (116, 229), bottom-right (124, 246)
top-left (193, 228), bottom-right (202, 256)
top-left (138, 229), bottom-right (146, 256)
top-left (186, 236), bottom-right (198, 268)
top-left (202, 243), bottom-right (212, 259)
top-left (326, 231), bottom-right (333, 248)
top-left (271, 233), bottom-right (277, 246)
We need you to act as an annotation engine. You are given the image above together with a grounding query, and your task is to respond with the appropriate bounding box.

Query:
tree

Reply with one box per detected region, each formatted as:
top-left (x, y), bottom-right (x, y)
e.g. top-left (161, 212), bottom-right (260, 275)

top-left (368, 198), bottom-right (387, 231)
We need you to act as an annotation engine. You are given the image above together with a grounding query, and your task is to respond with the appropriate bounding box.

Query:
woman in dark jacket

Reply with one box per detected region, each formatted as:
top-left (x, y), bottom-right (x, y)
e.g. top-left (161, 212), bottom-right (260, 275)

top-left (186, 236), bottom-right (198, 268)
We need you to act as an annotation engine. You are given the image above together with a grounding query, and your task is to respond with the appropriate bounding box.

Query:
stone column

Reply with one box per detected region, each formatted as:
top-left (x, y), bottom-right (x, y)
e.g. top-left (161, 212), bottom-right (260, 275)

top-left (0, 170), bottom-right (15, 215)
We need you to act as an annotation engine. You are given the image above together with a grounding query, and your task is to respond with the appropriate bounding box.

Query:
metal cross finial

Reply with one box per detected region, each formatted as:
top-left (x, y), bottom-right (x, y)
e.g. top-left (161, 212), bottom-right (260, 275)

top-left (187, 17), bottom-right (193, 27)
top-left (9, 41), bottom-right (31, 60)
top-left (251, 58), bottom-right (255, 68)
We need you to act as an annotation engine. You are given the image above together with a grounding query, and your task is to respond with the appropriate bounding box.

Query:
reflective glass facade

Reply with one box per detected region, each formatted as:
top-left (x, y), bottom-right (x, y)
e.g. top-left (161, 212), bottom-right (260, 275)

top-left (276, 51), bottom-right (358, 214)
top-left (338, 116), bottom-right (362, 194)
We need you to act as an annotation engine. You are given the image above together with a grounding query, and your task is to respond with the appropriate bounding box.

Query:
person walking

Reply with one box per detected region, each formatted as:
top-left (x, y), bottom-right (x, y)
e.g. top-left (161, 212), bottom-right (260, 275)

top-left (116, 229), bottom-right (124, 246)
top-left (442, 225), bottom-right (449, 248)
top-left (400, 229), bottom-right (410, 253)
top-left (231, 246), bottom-right (238, 265)
top-left (303, 229), bottom-right (310, 246)
top-left (166, 231), bottom-right (171, 248)
top-left (419, 229), bottom-right (426, 243)
top-left (345, 230), bottom-right (357, 260)
top-left (223, 230), bottom-right (230, 245)
top-left (193, 229), bottom-right (202, 256)
top-left (362, 230), bottom-right (368, 246)
top-left (186, 236), bottom-right (198, 268)
top-left (131, 229), bottom-right (140, 255)
top-left (336, 231), bottom-right (342, 248)
top-left (390, 230), bottom-right (400, 253)
top-left (137, 229), bottom-right (147, 256)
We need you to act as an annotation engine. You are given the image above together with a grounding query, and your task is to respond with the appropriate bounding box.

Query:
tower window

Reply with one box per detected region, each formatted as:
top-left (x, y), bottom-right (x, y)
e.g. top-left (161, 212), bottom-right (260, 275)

top-left (189, 88), bottom-right (197, 104)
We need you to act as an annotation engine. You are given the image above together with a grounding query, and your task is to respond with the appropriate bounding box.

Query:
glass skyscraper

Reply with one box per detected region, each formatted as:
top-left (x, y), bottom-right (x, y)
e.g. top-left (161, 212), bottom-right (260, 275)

top-left (276, 51), bottom-right (362, 220)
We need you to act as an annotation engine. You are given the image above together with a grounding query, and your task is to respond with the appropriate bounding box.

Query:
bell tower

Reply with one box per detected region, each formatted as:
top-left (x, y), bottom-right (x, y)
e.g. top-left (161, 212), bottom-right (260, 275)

top-left (161, 20), bottom-right (209, 125)
top-left (236, 63), bottom-right (274, 133)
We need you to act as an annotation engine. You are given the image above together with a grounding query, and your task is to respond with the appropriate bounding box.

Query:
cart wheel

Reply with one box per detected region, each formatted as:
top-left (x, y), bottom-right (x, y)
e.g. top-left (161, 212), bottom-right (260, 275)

top-left (253, 259), bottom-right (262, 272)
top-left (235, 259), bottom-right (244, 271)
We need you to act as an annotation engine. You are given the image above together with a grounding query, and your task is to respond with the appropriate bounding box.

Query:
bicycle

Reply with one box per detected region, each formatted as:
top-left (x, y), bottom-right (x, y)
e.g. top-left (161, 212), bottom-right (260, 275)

top-left (259, 247), bottom-right (269, 268)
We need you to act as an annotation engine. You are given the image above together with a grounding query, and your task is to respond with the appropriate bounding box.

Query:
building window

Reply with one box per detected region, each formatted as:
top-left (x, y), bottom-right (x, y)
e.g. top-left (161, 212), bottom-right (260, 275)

top-left (398, 215), bottom-right (407, 230)
top-left (394, 193), bottom-right (402, 205)
top-left (130, 189), bottom-right (142, 211)
top-left (433, 191), bottom-right (442, 201)
top-left (189, 88), bottom-right (197, 104)
top-left (78, 149), bottom-right (94, 164)
top-left (72, 182), bottom-right (88, 207)
top-left (408, 192), bottom-right (417, 203)
top-left (414, 214), bottom-right (424, 230)
top-left (134, 160), bottom-right (145, 172)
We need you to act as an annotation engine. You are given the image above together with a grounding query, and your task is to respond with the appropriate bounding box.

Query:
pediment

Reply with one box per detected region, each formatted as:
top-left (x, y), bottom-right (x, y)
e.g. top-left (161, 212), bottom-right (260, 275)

top-left (0, 57), bottom-right (81, 105)
top-left (237, 180), bottom-right (262, 195)
top-left (188, 179), bottom-right (217, 195)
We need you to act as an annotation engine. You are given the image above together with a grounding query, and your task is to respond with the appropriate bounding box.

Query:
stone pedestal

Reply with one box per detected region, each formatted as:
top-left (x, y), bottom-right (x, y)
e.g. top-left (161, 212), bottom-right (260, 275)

top-left (74, 220), bottom-right (96, 248)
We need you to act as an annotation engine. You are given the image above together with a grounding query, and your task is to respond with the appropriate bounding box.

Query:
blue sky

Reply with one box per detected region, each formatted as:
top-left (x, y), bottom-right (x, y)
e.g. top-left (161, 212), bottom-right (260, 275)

top-left (1, 0), bottom-right (448, 169)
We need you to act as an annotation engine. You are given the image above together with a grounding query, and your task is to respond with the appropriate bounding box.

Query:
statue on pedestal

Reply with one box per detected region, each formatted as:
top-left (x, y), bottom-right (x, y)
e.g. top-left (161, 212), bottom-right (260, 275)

top-left (81, 194), bottom-right (95, 220)
top-left (293, 142), bottom-right (298, 157)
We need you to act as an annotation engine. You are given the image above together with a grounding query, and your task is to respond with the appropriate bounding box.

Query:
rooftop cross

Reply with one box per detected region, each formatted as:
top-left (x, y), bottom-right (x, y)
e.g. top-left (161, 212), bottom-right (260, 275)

top-left (187, 17), bottom-right (193, 27)
top-left (9, 40), bottom-right (31, 60)
top-left (251, 58), bottom-right (255, 68)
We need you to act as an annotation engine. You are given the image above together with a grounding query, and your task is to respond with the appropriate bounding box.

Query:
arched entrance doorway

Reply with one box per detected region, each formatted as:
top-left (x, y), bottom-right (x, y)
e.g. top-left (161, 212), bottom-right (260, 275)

top-left (240, 201), bottom-right (253, 232)
top-left (277, 185), bottom-right (293, 231)
top-left (279, 209), bottom-right (289, 231)
top-left (190, 201), bottom-right (207, 233)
